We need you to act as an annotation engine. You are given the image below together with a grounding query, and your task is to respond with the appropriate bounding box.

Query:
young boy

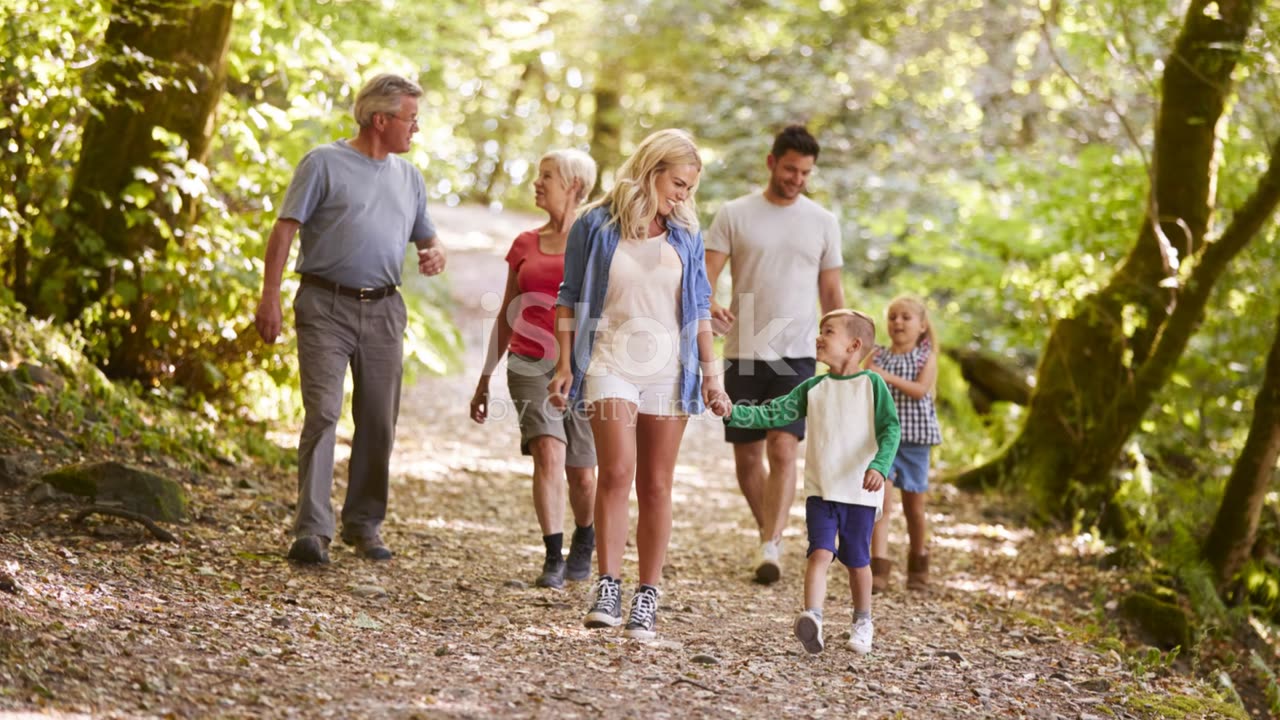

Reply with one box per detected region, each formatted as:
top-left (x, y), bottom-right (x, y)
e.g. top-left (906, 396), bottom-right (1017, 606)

top-left (725, 309), bottom-right (900, 654)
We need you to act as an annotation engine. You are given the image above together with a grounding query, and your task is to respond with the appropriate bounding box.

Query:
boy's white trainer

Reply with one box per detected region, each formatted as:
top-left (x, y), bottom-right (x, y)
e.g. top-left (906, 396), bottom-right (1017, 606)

top-left (794, 610), bottom-right (824, 654)
top-left (850, 616), bottom-right (874, 654)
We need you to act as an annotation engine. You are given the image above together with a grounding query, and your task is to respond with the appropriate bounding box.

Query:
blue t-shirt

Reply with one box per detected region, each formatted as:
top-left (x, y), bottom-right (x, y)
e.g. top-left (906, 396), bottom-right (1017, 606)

top-left (279, 140), bottom-right (435, 288)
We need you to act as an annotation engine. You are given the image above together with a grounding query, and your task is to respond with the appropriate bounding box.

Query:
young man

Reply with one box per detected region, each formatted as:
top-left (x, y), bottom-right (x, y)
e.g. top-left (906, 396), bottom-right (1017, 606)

top-left (704, 125), bottom-right (845, 584)
top-left (255, 73), bottom-right (446, 565)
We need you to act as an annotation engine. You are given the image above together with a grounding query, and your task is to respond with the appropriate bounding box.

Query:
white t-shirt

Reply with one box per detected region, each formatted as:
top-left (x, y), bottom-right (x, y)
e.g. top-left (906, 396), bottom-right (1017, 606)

top-left (587, 233), bottom-right (684, 382)
top-left (705, 192), bottom-right (842, 360)
top-left (803, 374), bottom-right (885, 513)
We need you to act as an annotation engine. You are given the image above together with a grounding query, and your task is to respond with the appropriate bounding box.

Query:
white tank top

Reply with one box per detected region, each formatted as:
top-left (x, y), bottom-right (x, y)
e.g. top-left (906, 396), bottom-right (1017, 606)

top-left (588, 232), bottom-right (684, 382)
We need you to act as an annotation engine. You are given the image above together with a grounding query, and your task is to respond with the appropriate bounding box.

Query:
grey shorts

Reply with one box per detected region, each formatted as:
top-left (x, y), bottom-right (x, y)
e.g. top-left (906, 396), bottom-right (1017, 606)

top-left (506, 354), bottom-right (597, 468)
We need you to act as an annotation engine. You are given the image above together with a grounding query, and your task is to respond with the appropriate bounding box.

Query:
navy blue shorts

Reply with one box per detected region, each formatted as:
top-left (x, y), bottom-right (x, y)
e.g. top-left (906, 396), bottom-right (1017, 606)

top-left (805, 496), bottom-right (877, 569)
top-left (723, 357), bottom-right (816, 443)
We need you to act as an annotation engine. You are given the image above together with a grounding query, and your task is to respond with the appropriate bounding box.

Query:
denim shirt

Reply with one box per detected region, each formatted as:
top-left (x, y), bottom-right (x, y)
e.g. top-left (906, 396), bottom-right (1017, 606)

top-left (555, 205), bottom-right (713, 414)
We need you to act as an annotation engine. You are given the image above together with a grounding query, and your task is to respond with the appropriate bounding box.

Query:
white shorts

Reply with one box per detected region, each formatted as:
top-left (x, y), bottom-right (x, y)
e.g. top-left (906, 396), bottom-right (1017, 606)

top-left (582, 373), bottom-right (684, 416)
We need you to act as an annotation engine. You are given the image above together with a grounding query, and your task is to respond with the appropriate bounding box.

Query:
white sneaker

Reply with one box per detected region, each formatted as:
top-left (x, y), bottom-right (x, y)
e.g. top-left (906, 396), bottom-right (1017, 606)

top-left (849, 616), bottom-right (874, 654)
top-left (794, 610), bottom-right (824, 654)
top-left (754, 540), bottom-right (781, 584)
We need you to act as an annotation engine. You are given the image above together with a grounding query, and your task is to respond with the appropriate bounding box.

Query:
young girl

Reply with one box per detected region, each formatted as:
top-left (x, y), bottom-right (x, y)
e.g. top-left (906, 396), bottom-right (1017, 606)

top-left (868, 295), bottom-right (942, 592)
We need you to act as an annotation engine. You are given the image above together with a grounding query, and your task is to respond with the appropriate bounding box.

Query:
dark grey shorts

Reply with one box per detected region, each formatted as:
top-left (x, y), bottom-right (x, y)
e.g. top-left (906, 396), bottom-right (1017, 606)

top-left (723, 356), bottom-right (816, 443)
top-left (506, 354), bottom-right (596, 468)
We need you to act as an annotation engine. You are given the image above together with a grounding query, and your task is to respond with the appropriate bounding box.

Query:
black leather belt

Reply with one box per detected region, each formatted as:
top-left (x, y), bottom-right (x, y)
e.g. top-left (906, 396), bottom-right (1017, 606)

top-left (300, 273), bottom-right (398, 301)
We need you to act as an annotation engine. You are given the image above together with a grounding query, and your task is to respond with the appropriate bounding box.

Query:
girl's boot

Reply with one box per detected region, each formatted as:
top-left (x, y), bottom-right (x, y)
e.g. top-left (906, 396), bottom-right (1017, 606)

top-left (907, 552), bottom-right (929, 592)
top-left (871, 557), bottom-right (892, 594)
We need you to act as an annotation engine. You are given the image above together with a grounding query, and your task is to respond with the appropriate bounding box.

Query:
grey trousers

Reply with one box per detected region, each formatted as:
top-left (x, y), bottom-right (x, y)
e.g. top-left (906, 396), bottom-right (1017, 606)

top-left (292, 284), bottom-right (407, 541)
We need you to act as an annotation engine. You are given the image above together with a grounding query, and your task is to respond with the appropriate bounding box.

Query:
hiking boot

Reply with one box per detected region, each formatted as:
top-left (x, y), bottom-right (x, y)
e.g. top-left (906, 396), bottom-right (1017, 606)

top-left (341, 530), bottom-right (393, 561)
top-left (754, 539), bottom-right (781, 585)
top-left (624, 585), bottom-right (660, 640)
top-left (584, 575), bottom-right (623, 628)
top-left (536, 556), bottom-right (567, 589)
top-left (871, 557), bottom-right (893, 595)
top-left (794, 610), bottom-right (825, 655)
top-left (565, 526), bottom-right (595, 581)
top-left (849, 616), bottom-right (874, 654)
top-left (287, 535), bottom-right (330, 565)
top-left (907, 552), bottom-right (929, 592)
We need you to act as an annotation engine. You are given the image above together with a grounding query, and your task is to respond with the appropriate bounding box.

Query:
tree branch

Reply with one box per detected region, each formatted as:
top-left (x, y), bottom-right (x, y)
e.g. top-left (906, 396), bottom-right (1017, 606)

top-left (1136, 138), bottom-right (1280, 400)
top-left (73, 506), bottom-right (180, 543)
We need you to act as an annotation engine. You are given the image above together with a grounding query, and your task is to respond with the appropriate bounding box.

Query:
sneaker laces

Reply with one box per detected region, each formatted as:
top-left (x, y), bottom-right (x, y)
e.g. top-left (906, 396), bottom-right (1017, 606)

top-left (630, 588), bottom-right (659, 626)
top-left (593, 577), bottom-right (620, 608)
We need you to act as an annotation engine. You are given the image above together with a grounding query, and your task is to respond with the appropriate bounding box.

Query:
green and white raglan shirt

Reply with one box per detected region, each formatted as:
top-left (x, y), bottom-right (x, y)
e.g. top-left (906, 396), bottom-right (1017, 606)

top-left (727, 371), bottom-right (901, 513)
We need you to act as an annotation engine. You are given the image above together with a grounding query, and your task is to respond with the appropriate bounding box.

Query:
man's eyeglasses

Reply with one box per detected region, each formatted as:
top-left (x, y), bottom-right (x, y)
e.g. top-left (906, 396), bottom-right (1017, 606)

top-left (384, 112), bottom-right (419, 129)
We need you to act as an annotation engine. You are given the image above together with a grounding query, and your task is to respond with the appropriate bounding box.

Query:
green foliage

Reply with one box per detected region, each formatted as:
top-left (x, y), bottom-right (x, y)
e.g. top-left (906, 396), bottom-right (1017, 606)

top-left (0, 295), bottom-right (287, 470)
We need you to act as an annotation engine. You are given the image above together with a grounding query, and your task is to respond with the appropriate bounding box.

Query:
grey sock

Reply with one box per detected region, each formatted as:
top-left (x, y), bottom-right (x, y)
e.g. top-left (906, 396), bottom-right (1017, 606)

top-left (854, 609), bottom-right (871, 622)
top-left (806, 607), bottom-right (824, 622)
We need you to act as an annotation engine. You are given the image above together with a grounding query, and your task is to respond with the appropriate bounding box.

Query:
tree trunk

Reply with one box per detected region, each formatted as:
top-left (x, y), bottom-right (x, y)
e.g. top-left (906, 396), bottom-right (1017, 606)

top-left (39, 0), bottom-right (235, 379)
top-left (1203, 308), bottom-right (1280, 586)
top-left (589, 69), bottom-right (623, 196)
top-left (954, 0), bottom-right (1270, 530)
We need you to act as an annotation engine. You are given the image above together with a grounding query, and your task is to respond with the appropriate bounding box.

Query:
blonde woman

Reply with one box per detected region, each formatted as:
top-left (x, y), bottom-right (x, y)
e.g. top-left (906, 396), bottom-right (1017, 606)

top-left (470, 149), bottom-right (600, 590)
top-left (549, 129), bottom-right (731, 639)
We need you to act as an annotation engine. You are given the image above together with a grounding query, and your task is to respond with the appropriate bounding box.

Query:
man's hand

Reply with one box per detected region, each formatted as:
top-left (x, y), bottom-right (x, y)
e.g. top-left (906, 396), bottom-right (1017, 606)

top-left (418, 245), bottom-right (446, 276)
top-left (862, 468), bottom-right (885, 492)
top-left (255, 295), bottom-right (283, 344)
top-left (710, 303), bottom-right (735, 336)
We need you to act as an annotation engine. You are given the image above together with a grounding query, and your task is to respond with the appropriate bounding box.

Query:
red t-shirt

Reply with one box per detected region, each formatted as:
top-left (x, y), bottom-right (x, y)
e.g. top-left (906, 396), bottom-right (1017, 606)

top-left (505, 229), bottom-right (565, 360)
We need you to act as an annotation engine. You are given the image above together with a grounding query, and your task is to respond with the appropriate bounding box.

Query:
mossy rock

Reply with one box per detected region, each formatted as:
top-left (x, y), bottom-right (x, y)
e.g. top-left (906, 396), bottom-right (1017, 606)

top-left (1124, 691), bottom-right (1249, 719)
top-left (16, 362), bottom-right (65, 390)
top-left (1119, 592), bottom-right (1191, 650)
top-left (42, 461), bottom-right (188, 522)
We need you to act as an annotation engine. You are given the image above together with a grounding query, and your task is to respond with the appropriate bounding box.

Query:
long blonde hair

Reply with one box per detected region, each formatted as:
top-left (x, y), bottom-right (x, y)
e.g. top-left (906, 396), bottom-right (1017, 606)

top-left (583, 128), bottom-right (702, 240)
top-left (887, 295), bottom-right (936, 352)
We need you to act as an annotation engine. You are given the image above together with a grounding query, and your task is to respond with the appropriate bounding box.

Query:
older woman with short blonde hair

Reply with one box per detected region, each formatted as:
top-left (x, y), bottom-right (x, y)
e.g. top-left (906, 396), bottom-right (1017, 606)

top-left (471, 148), bottom-right (599, 590)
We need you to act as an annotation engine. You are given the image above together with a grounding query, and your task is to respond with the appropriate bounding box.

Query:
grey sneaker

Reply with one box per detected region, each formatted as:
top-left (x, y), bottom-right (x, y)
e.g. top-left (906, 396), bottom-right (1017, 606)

top-left (565, 526), bottom-right (595, 581)
top-left (794, 610), bottom-right (824, 654)
top-left (584, 575), bottom-right (623, 628)
top-left (536, 557), bottom-right (567, 589)
top-left (624, 585), bottom-right (660, 640)
top-left (287, 535), bottom-right (330, 565)
top-left (341, 530), bottom-right (392, 561)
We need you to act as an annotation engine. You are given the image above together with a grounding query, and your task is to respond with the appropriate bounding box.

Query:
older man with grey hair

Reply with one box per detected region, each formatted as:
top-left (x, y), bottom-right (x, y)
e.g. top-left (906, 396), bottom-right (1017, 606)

top-left (255, 73), bottom-right (446, 564)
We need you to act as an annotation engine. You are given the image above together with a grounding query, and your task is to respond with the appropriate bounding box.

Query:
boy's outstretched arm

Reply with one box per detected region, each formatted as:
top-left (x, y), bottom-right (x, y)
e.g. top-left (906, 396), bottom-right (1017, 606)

top-left (725, 375), bottom-right (823, 430)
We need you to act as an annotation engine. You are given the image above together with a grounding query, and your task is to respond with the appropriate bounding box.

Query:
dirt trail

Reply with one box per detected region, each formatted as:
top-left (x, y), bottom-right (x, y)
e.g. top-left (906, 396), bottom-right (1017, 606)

top-left (0, 206), bottom-right (1232, 719)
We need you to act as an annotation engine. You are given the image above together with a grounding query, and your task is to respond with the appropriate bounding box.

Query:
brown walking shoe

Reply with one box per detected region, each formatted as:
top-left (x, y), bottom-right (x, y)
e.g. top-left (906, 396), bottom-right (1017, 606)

top-left (871, 557), bottom-right (892, 595)
top-left (341, 530), bottom-right (393, 561)
top-left (907, 552), bottom-right (929, 592)
top-left (287, 535), bottom-right (331, 565)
